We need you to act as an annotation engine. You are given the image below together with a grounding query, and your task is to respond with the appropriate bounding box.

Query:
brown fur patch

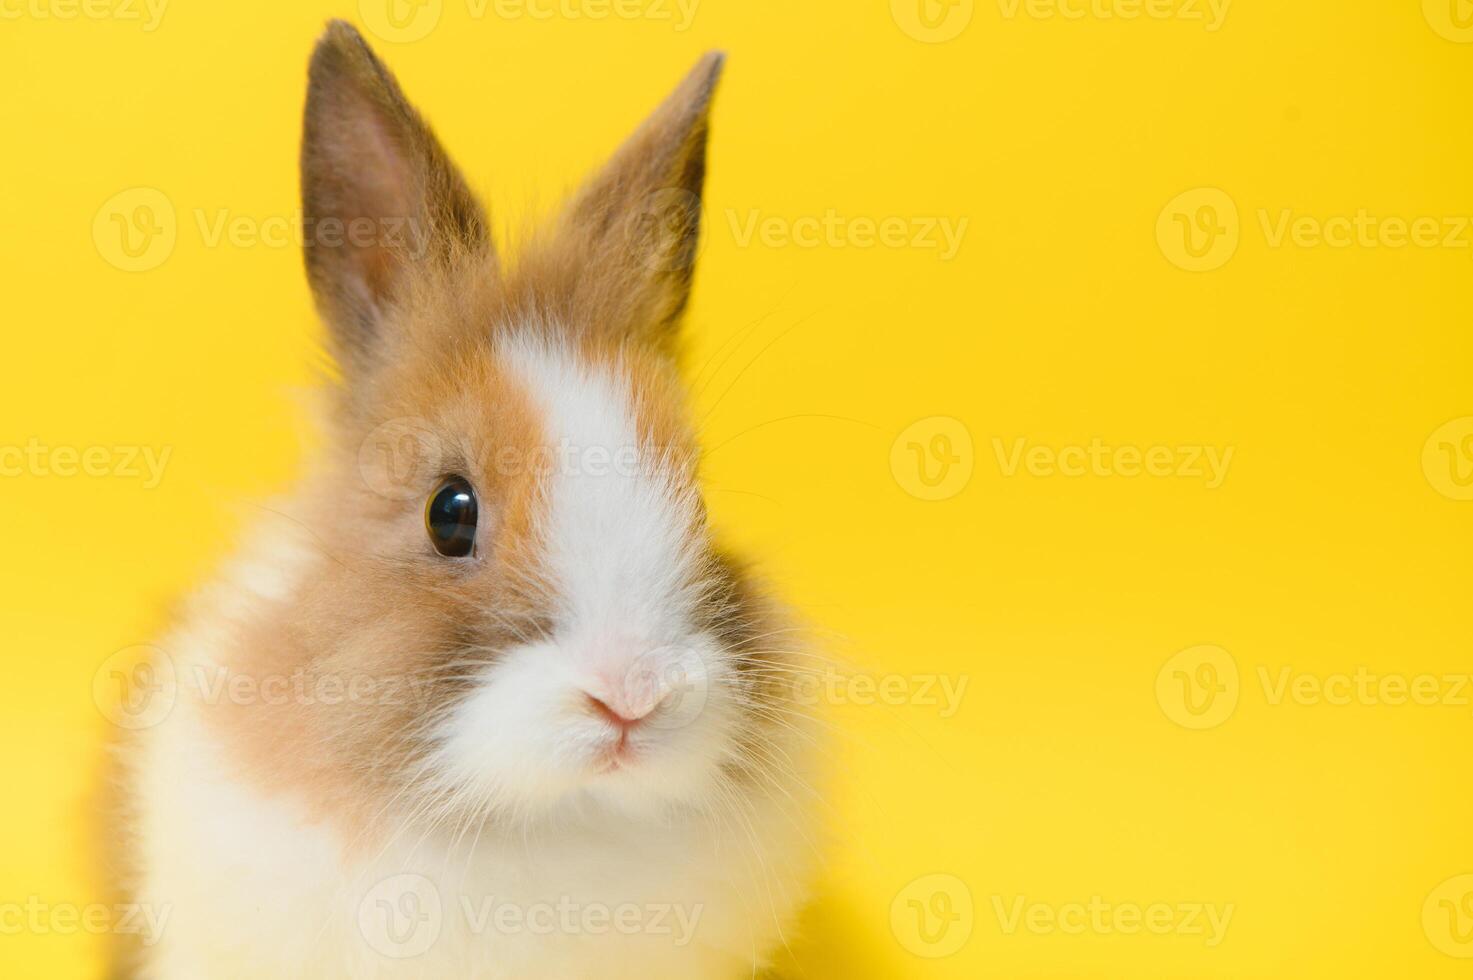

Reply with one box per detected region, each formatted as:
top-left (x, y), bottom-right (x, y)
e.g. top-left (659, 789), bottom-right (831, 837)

top-left (207, 309), bottom-right (557, 844)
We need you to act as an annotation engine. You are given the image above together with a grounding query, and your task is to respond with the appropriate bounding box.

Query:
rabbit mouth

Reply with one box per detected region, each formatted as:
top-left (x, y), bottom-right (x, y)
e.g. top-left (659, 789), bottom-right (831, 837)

top-left (593, 742), bottom-right (639, 775)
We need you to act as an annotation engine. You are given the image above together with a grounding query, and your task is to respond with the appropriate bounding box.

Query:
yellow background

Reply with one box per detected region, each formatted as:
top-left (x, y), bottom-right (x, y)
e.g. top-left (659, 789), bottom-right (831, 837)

top-left (2, 0), bottom-right (1471, 976)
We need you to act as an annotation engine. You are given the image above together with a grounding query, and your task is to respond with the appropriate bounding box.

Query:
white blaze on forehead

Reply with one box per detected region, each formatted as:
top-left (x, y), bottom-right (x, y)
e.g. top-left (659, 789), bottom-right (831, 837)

top-left (500, 333), bottom-right (703, 643)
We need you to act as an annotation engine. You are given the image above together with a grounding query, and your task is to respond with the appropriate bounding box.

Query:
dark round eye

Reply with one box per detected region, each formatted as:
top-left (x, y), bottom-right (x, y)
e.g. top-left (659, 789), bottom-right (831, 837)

top-left (425, 476), bottom-right (478, 558)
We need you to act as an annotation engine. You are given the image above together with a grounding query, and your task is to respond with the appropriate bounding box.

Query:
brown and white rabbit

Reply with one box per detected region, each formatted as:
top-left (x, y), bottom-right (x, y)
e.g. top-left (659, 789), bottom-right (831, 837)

top-left (118, 20), bottom-right (820, 979)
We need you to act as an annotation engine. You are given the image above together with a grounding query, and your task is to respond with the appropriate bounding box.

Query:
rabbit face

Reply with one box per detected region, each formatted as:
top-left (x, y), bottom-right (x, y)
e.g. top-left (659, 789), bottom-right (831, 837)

top-left (202, 23), bottom-right (802, 835)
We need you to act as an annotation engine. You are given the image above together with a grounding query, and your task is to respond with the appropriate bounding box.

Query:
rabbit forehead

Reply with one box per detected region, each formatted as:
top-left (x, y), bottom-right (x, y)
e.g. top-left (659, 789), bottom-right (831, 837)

top-left (500, 331), bottom-right (705, 641)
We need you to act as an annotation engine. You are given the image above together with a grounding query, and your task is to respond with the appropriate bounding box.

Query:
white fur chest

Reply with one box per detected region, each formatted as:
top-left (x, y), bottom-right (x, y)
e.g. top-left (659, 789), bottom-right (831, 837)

top-left (134, 698), bottom-right (808, 980)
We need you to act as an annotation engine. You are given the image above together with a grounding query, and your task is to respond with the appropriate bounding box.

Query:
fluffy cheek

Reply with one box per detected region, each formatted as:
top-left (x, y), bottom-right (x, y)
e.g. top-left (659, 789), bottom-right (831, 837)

top-left (429, 639), bottom-right (742, 816)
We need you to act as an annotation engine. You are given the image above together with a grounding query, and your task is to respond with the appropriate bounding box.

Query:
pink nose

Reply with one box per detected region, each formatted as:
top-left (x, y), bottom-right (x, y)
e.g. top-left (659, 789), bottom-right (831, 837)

top-left (584, 692), bottom-right (654, 730)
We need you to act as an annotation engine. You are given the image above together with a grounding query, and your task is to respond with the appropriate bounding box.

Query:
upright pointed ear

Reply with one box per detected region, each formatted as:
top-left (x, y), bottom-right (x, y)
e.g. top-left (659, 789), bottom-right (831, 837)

top-left (553, 53), bottom-right (725, 350)
top-left (301, 20), bottom-right (491, 375)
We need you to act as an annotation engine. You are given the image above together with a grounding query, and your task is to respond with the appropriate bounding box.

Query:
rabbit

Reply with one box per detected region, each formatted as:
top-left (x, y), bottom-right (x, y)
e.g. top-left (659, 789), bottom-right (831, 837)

top-left (115, 20), bottom-right (822, 979)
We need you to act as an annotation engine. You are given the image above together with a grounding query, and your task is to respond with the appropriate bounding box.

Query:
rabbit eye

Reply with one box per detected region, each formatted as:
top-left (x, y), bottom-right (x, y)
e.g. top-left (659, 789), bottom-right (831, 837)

top-left (425, 476), bottom-right (478, 558)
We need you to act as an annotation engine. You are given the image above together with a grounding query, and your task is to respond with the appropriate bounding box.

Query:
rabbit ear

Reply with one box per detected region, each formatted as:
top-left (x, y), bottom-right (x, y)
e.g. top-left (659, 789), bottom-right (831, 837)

top-left (301, 20), bottom-right (491, 374)
top-left (545, 53), bottom-right (725, 352)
